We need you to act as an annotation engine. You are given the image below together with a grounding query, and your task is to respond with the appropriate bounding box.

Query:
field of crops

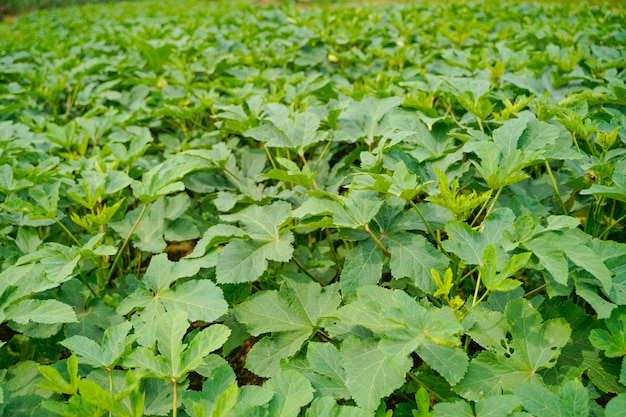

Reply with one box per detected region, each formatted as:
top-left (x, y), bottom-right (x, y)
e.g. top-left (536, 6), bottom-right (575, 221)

top-left (1, 0), bottom-right (625, 415)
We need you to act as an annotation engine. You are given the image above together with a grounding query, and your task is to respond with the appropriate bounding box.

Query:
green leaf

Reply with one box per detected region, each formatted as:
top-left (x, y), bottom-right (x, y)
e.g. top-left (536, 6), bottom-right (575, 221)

top-left (220, 201), bottom-right (292, 241)
top-left (304, 342), bottom-right (350, 399)
top-left (415, 340), bottom-right (468, 386)
top-left (179, 325), bottom-right (231, 377)
top-left (456, 298), bottom-right (571, 400)
top-left (341, 336), bottom-right (412, 411)
top-left (6, 299), bottom-right (77, 324)
top-left (38, 355), bottom-right (80, 395)
top-left (61, 321), bottom-right (137, 369)
top-left (266, 369), bottom-right (314, 417)
top-left (589, 309), bottom-right (626, 358)
top-left (154, 309), bottom-right (188, 378)
top-left (433, 395), bottom-right (520, 417)
top-left (385, 232), bottom-right (449, 294)
top-left (334, 191), bottom-right (384, 229)
top-left (606, 393), bottom-right (626, 417)
top-left (235, 279), bottom-right (341, 377)
top-left (216, 232), bottom-right (294, 283)
top-left (512, 379), bottom-right (589, 417)
top-left (143, 252), bottom-right (216, 293)
top-left (244, 104), bottom-right (327, 153)
top-left (78, 379), bottom-right (132, 417)
top-left (305, 396), bottom-right (370, 417)
top-left (131, 155), bottom-right (200, 204)
top-left (340, 240), bottom-right (385, 296)
top-left (335, 96), bottom-right (403, 144)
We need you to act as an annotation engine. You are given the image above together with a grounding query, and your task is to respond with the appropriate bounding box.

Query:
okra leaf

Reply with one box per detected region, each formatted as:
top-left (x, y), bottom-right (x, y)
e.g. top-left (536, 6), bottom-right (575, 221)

top-left (266, 369), bottom-right (314, 417)
top-left (589, 308), bottom-right (626, 358)
top-left (512, 379), bottom-right (589, 417)
top-left (341, 336), bottom-right (412, 411)
top-left (61, 321), bottom-right (137, 369)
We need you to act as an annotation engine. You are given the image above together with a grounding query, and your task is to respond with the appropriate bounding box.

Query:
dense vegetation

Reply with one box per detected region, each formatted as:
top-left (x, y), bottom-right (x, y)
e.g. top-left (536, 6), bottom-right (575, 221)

top-left (0, 0), bottom-right (625, 415)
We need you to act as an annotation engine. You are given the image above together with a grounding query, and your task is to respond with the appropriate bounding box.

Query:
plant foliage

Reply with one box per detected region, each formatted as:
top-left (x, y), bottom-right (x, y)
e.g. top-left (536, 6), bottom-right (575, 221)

top-left (0, 0), bottom-right (625, 415)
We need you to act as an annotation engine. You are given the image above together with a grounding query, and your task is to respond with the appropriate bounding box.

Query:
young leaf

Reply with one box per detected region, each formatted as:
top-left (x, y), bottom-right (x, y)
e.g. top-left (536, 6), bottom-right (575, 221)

top-left (456, 298), bottom-right (571, 400)
top-left (235, 279), bottom-right (341, 377)
top-left (266, 369), bottom-right (314, 417)
top-left (61, 321), bottom-right (137, 369)
top-left (589, 309), bottom-right (626, 358)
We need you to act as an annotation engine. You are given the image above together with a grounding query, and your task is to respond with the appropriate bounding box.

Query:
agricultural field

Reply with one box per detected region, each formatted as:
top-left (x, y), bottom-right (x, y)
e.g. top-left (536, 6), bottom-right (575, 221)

top-left (0, 0), bottom-right (625, 415)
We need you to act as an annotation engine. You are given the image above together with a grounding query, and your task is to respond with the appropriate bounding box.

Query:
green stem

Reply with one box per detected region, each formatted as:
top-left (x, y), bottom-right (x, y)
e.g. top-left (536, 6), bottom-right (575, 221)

top-left (108, 368), bottom-right (113, 417)
top-left (407, 199), bottom-right (440, 247)
top-left (312, 140), bottom-right (332, 172)
top-left (291, 256), bottom-right (321, 283)
top-left (105, 203), bottom-right (148, 287)
top-left (544, 161), bottom-right (568, 215)
top-left (299, 151), bottom-right (318, 190)
top-left (55, 218), bottom-right (82, 247)
top-left (598, 212), bottom-right (626, 240)
top-left (172, 378), bottom-right (177, 417)
top-left (484, 186), bottom-right (503, 220)
top-left (472, 274), bottom-right (482, 308)
top-left (263, 145), bottom-right (277, 170)
top-left (407, 372), bottom-right (444, 402)
top-left (364, 223), bottom-right (391, 258)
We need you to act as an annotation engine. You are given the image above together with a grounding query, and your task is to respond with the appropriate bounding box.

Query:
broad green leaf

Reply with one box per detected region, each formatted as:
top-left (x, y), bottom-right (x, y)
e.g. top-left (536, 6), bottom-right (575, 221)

top-left (415, 341), bottom-right (468, 385)
top-left (305, 342), bottom-right (350, 399)
top-left (61, 321), bottom-right (137, 369)
top-left (433, 395), bottom-right (520, 417)
top-left (512, 379), bottom-right (589, 417)
top-left (341, 336), bottom-right (412, 411)
top-left (385, 232), bottom-right (449, 294)
top-left (246, 330), bottom-right (312, 378)
top-left (131, 155), bottom-right (200, 204)
top-left (334, 191), bottom-right (384, 229)
top-left (154, 310), bottom-right (188, 378)
top-left (266, 369), bottom-right (314, 417)
top-left (606, 393), bottom-right (626, 417)
top-left (38, 355), bottom-right (80, 395)
top-left (340, 240), bottom-right (385, 296)
top-left (236, 279), bottom-right (340, 377)
top-left (235, 291), bottom-right (312, 335)
top-left (589, 309), bottom-right (626, 358)
top-left (305, 396), bottom-right (370, 417)
top-left (78, 379), bottom-right (132, 417)
top-left (334, 96), bottom-right (403, 144)
top-left (159, 279), bottom-right (228, 322)
top-left (6, 299), bottom-right (77, 324)
top-left (179, 324), bottom-right (230, 378)
top-left (220, 201), bottom-right (292, 241)
top-left (456, 298), bottom-right (571, 400)
top-left (143, 253), bottom-right (215, 293)
top-left (244, 104), bottom-right (327, 153)
top-left (216, 239), bottom-right (272, 284)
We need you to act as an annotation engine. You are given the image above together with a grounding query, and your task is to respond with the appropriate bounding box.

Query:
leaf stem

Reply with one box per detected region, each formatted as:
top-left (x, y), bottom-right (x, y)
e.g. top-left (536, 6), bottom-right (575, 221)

top-left (598, 212), bottom-right (626, 240)
top-left (407, 200), bottom-right (440, 247)
top-left (407, 372), bottom-right (444, 402)
top-left (291, 256), bottom-right (322, 283)
top-left (105, 203), bottom-right (148, 287)
top-left (524, 284), bottom-right (546, 298)
top-left (55, 218), bottom-right (82, 247)
top-left (364, 223), bottom-right (391, 258)
top-left (171, 378), bottom-right (177, 417)
top-left (312, 140), bottom-right (332, 172)
top-left (263, 145), bottom-right (277, 170)
top-left (484, 186), bottom-right (503, 220)
top-left (544, 161), bottom-right (568, 215)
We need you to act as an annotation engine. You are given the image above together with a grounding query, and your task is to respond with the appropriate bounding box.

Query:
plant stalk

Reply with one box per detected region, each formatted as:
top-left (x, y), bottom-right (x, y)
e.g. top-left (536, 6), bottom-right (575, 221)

top-left (105, 203), bottom-right (148, 287)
